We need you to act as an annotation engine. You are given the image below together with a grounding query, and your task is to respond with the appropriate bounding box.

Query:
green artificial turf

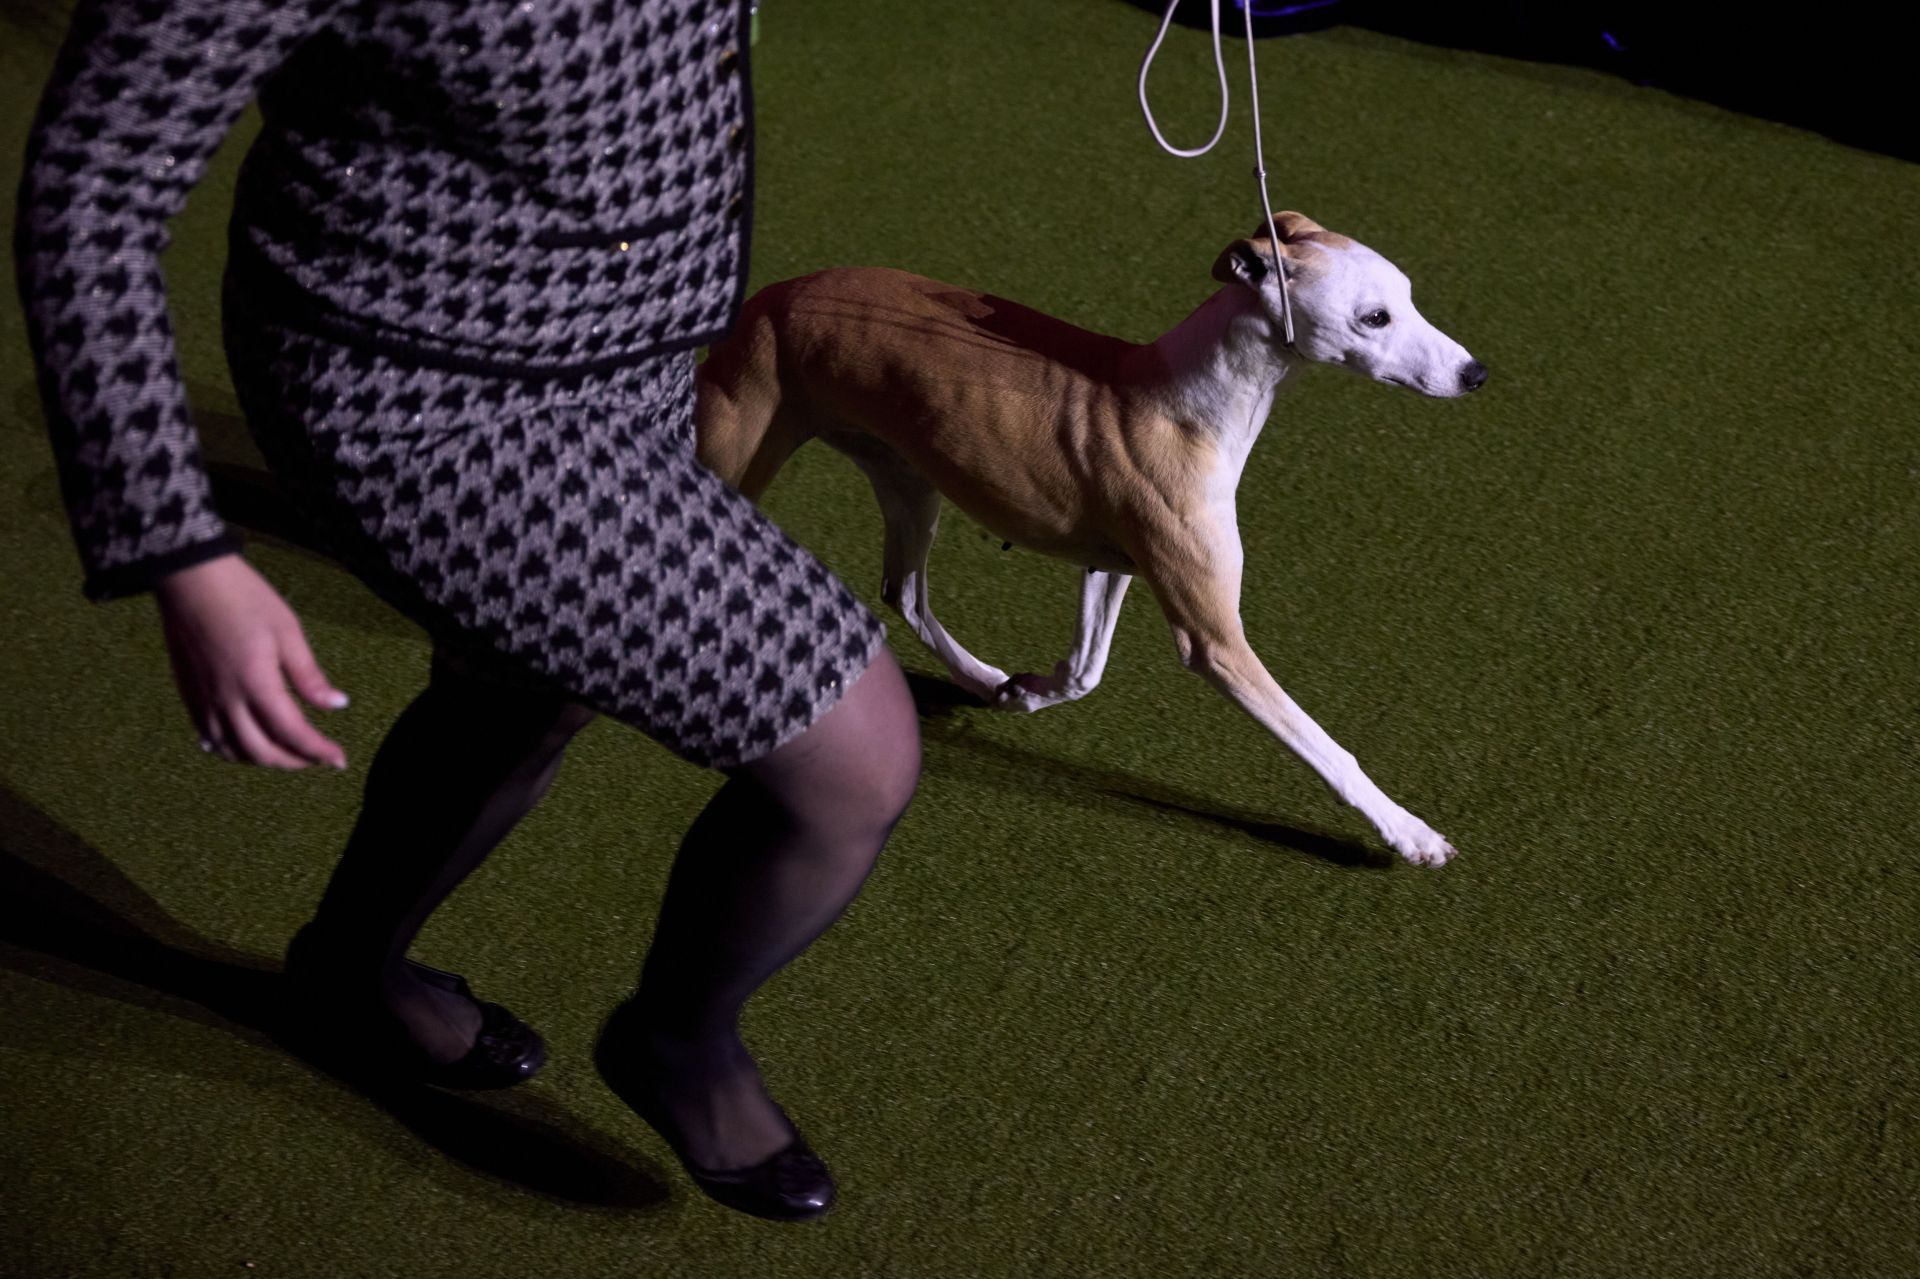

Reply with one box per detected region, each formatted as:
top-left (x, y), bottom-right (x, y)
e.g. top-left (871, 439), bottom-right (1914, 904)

top-left (3, 1), bottom-right (1917, 1275)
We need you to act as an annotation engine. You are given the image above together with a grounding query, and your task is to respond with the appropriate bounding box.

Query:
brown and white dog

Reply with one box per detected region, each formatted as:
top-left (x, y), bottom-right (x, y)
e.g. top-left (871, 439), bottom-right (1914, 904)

top-left (694, 212), bottom-right (1486, 866)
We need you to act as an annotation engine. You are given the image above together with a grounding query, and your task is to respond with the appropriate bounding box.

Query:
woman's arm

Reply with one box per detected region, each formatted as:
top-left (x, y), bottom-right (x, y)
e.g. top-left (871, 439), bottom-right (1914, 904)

top-left (13, 0), bottom-right (341, 601)
top-left (17, 0), bottom-right (355, 770)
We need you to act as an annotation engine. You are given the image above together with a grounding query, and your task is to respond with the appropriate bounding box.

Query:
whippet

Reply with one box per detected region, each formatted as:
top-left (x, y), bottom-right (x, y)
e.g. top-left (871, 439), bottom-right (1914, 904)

top-left (694, 212), bottom-right (1486, 866)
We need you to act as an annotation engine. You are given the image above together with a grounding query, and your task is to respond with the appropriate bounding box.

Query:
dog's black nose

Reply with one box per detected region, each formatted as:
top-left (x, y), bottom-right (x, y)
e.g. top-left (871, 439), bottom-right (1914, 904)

top-left (1460, 360), bottom-right (1489, 393)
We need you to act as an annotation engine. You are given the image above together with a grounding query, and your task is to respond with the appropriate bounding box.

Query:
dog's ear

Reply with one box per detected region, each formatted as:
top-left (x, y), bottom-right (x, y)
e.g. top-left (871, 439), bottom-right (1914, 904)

top-left (1264, 210), bottom-right (1324, 243)
top-left (1212, 238), bottom-right (1262, 286)
top-left (1211, 237), bottom-right (1294, 287)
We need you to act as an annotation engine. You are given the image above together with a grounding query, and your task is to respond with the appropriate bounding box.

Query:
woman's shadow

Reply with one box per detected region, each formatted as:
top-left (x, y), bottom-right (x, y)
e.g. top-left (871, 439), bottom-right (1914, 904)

top-left (0, 784), bottom-right (671, 1213)
top-left (6, 396), bottom-right (1375, 1212)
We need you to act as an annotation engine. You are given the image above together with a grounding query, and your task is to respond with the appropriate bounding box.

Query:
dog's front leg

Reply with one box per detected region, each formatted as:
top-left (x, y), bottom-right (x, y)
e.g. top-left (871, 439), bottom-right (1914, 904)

top-left (1135, 523), bottom-right (1456, 866)
top-left (994, 569), bottom-right (1132, 713)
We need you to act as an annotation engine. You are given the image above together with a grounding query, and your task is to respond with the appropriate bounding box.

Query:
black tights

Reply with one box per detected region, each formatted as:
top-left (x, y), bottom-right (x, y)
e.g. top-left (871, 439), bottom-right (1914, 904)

top-left (300, 642), bottom-right (921, 1169)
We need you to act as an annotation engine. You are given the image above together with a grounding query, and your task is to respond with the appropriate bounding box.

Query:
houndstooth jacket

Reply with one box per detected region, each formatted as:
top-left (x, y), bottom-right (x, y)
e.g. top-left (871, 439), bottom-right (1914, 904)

top-left (15, 0), bottom-right (755, 601)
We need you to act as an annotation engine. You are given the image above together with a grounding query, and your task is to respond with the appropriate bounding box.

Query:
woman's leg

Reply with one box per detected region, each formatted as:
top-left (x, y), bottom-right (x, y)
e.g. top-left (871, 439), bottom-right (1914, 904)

top-left (607, 646), bottom-right (922, 1170)
top-left (233, 333), bottom-right (912, 1111)
top-left (297, 644), bottom-right (597, 1062)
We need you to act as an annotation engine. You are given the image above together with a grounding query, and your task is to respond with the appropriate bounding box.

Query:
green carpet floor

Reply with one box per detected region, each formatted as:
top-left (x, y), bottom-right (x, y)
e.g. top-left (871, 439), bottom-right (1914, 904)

top-left (4, 1), bottom-right (1917, 1275)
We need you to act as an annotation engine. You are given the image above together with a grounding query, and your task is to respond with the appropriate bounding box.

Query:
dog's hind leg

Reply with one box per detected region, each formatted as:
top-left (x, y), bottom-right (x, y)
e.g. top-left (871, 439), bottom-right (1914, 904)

top-left (834, 440), bottom-right (1011, 700)
top-left (879, 481), bottom-right (1015, 701)
top-left (994, 569), bottom-right (1132, 713)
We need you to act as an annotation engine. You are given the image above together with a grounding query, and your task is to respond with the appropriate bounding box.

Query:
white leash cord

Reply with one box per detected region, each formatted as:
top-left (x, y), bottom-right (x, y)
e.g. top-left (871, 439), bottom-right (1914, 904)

top-left (1137, 0), bottom-right (1295, 344)
top-left (1136, 0), bottom-right (1229, 157)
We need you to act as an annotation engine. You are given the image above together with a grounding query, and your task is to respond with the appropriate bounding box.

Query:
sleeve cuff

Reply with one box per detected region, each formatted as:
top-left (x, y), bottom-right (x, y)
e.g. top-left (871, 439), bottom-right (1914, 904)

top-left (82, 529), bottom-right (247, 603)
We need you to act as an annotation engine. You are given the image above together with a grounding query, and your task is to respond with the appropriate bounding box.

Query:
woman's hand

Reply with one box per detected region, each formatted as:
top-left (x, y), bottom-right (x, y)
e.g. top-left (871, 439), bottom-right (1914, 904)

top-left (153, 554), bottom-right (351, 770)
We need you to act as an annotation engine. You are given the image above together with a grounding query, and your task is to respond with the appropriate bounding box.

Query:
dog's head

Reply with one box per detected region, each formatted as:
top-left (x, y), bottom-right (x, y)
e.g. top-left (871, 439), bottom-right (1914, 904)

top-left (1212, 212), bottom-right (1487, 398)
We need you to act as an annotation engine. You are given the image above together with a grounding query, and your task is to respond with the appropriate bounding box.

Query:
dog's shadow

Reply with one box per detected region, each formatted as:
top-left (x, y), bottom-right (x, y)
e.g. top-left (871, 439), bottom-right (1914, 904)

top-left (0, 785), bottom-right (670, 1213)
top-left (901, 671), bottom-right (1391, 870)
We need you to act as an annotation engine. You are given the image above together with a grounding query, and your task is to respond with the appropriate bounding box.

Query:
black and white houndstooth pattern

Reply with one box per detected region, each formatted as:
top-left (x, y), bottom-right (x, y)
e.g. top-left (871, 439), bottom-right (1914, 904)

top-left (16, 0), bottom-right (754, 601)
top-left (224, 311), bottom-right (886, 769)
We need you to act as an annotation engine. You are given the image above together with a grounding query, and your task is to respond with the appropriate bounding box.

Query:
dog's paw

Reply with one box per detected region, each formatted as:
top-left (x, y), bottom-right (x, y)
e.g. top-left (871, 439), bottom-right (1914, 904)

top-left (1389, 823), bottom-right (1456, 867)
top-left (992, 673), bottom-right (1058, 714)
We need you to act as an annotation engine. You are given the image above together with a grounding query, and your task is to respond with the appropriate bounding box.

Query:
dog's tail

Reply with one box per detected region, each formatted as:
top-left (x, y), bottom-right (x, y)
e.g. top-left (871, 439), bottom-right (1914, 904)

top-left (695, 283), bottom-right (810, 503)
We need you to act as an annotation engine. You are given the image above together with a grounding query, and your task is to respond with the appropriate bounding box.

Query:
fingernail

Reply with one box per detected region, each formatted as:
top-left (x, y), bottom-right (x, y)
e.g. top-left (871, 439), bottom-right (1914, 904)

top-left (329, 691), bottom-right (350, 709)
top-left (333, 758), bottom-right (349, 770)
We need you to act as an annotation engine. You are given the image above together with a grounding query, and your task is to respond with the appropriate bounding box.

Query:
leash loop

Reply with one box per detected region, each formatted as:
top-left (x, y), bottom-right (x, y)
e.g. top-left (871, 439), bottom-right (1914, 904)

top-left (1137, 0), bottom-right (1295, 345)
top-left (1137, 0), bottom-right (1229, 157)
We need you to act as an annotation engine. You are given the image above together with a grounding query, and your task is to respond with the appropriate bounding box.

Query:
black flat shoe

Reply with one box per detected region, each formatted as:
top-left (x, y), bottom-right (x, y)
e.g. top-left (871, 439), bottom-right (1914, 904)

top-left (592, 999), bottom-right (836, 1222)
top-left (280, 924), bottom-right (546, 1090)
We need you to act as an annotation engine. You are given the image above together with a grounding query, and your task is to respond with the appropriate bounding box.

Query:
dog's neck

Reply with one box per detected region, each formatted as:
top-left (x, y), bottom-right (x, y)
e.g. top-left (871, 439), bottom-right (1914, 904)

top-left (1130, 286), bottom-right (1297, 473)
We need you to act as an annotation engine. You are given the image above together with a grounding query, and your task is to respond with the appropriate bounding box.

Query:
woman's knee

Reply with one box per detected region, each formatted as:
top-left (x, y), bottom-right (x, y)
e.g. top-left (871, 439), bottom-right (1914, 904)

top-left (748, 647), bottom-right (921, 833)
top-left (846, 648), bottom-right (922, 822)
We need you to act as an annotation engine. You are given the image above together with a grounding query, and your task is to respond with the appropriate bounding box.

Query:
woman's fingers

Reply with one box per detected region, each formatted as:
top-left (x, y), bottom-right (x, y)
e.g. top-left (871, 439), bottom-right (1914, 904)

top-left (199, 719), bottom-right (236, 764)
top-left (154, 556), bottom-right (352, 770)
top-left (249, 655), bottom-right (349, 768)
top-left (221, 696), bottom-right (315, 770)
top-left (278, 621), bottom-right (351, 713)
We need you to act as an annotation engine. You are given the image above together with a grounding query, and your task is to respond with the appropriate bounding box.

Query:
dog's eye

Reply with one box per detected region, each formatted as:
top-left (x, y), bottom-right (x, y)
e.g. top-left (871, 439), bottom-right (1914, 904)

top-left (1361, 309), bottom-right (1392, 329)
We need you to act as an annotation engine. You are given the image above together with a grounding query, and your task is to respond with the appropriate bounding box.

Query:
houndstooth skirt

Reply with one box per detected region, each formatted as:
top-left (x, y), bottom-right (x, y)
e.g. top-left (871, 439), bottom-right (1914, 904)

top-left (222, 302), bottom-right (887, 770)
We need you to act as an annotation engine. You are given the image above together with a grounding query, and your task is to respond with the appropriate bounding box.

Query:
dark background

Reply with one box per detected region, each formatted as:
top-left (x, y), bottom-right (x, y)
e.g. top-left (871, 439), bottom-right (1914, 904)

top-left (1123, 0), bottom-right (1911, 162)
